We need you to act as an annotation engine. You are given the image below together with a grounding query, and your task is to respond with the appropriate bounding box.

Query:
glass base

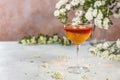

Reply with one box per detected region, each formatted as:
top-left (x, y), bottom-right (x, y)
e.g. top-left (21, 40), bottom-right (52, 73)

top-left (67, 66), bottom-right (89, 74)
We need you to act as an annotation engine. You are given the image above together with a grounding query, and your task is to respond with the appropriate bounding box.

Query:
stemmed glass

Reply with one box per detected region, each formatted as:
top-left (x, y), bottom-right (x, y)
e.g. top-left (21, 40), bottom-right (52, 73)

top-left (64, 24), bottom-right (92, 74)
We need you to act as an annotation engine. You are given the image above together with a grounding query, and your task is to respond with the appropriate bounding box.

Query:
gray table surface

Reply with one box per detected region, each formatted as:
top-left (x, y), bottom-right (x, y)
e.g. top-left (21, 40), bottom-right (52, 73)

top-left (0, 42), bottom-right (119, 80)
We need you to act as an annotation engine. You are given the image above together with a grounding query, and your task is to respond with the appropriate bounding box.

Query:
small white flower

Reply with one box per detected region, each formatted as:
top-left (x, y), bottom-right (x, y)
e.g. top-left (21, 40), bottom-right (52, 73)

top-left (103, 18), bottom-right (110, 29)
top-left (21, 39), bottom-right (27, 45)
top-left (31, 37), bottom-right (36, 44)
top-left (103, 51), bottom-right (109, 55)
top-left (94, 18), bottom-right (102, 28)
top-left (85, 8), bottom-right (93, 21)
top-left (94, 1), bottom-right (102, 7)
top-left (113, 9), bottom-right (120, 18)
top-left (92, 9), bottom-right (98, 17)
top-left (51, 72), bottom-right (64, 80)
top-left (71, 0), bottom-right (80, 6)
top-left (54, 10), bottom-right (60, 16)
top-left (59, 8), bottom-right (66, 13)
top-left (117, 54), bottom-right (120, 58)
top-left (102, 51), bottom-right (109, 58)
top-left (75, 10), bottom-right (83, 17)
top-left (72, 17), bottom-right (81, 25)
top-left (79, 0), bottom-right (85, 5)
top-left (116, 39), bottom-right (120, 48)
top-left (96, 10), bottom-right (103, 19)
top-left (94, 11), bottom-right (103, 28)
top-left (53, 35), bottom-right (58, 42)
top-left (89, 47), bottom-right (97, 52)
top-left (65, 4), bottom-right (71, 10)
top-left (113, 13), bottom-right (120, 18)
top-left (102, 42), bottom-right (110, 49)
top-left (42, 62), bottom-right (49, 68)
top-left (109, 54), bottom-right (114, 60)
top-left (55, 0), bottom-right (68, 9)
top-left (96, 43), bottom-right (103, 49)
top-left (109, 47), bottom-right (115, 53)
top-left (101, 1), bottom-right (105, 5)
top-left (117, 2), bottom-right (120, 8)
top-left (88, 7), bottom-right (93, 12)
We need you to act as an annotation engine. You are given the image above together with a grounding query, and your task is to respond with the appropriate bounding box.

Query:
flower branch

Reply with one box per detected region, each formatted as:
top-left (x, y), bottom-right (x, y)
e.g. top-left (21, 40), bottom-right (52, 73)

top-left (54, 0), bottom-right (120, 29)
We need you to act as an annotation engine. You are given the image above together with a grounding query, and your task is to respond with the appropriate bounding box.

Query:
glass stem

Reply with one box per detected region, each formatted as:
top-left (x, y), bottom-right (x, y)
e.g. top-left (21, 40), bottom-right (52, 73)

top-left (76, 45), bottom-right (79, 67)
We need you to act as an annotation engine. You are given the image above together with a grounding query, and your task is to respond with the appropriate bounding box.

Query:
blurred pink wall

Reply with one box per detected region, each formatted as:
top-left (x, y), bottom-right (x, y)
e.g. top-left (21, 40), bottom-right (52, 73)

top-left (0, 0), bottom-right (64, 41)
top-left (0, 0), bottom-right (120, 41)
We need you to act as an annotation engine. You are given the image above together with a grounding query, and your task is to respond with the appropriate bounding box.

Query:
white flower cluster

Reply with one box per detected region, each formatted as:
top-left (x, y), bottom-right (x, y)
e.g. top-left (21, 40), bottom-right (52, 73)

top-left (54, 0), bottom-right (120, 29)
top-left (114, 2), bottom-right (120, 18)
top-left (89, 39), bottom-right (120, 61)
top-left (19, 34), bottom-right (72, 46)
top-left (51, 72), bottom-right (64, 80)
top-left (54, 0), bottom-right (70, 16)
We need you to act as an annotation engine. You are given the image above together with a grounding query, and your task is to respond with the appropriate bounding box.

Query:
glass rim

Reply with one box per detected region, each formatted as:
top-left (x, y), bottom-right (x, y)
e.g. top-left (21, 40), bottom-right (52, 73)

top-left (64, 23), bottom-right (92, 27)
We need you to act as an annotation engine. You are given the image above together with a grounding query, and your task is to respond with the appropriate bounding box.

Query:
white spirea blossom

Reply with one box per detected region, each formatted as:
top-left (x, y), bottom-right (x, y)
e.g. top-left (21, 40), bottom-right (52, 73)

top-left (79, 0), bottom-right (85, 5)
top-left (102, 42), bottom-right (110, 49)
top-left (113, 13), bottom-right (120, 18)
top-left (71, 0), bottom-right (80, 6)
top-left (55, 0), bottom-right (68, 9)
top-left (94, 18), bottom-right (102, 28)
top-left (101, 1), bottom-right (105, 5)
top-left (103, 18), bottom-right (110, 29)
top-left (88, 7), bottom-right (93, 12)
top-left (116, 39), bottom-right (120, 48)
top-left (94, 1), bottom-right (102, 7)
top-left (89, 47), bottom-right (96, 52)
top-left (96, 43), bottom-right (103, 49)
top-left (75, 10), bottom-right (83, 17)
top-left (65, 4), bottom-right (71, 10)
top-left (54, 0), bottom-right (120, 29)
top-left (110, 47), bottom-right (115, 53)
top-left (89, 40), bottom-right (120, 61)
top-left (54, 10), bottom-right (60, 16)
top-left (103, 50), bottom-right (109, 54)
top-left (85, 7), bottom-right (93, 21)
top-left (59, 8), bottom-right (66, 13)
top-left (92, 9), bottom-right (98, 17)
top-left (113, 9), bottom-right (120, 18)
top-left (117, 2), bottom-right (120, 8)
top-left (72, 17), bottom-right (81, 25)
top-left (97, 10), bottom-right (103, 19)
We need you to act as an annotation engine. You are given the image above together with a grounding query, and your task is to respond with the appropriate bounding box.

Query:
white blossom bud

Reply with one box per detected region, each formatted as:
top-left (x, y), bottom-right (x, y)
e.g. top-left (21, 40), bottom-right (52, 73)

top-left (94, 1), bottom-right (102, 7)
top-left (59, 8), bottom-right (66, 13)
top-left (71, 0), bottom-right (80, 6)
top-left (101, 1), bottom-right (105, 5)
top-left (113, 13), bottom-right (120, 18)
top-left (85, 8), bottom-right (93, 21)
top-left (96, 10), bottom-right (103, 19)
top-left (116, 39), bottom-right (120, 48)
top-left (103, 51), bottom-right (109, 55)
top-left (55, 0), bottom-right (68, 9)
top-left (75, 10), bottom-right (83, 17)
top-left (96, 43), bottom-right (103, 49)
top-left (94, 18), bottom-right (102, 28)
top-left (54, 10), bottom-right (60, 16)
top-left (79, 0), bottom-right (85, 5)
top-left (102, 42), bottom-right (110, 49)
top-left (117, 2), bottom-right (120, 8)
top-left (65, 4), bottom-right (71, 10)
top-left (92, 9), bottom-right (97, 17)
top-left (72, 17), bottom-right (81, 25)
top-left (110, 47), bottom-right (115, 53)
top-left (103, 18), bottom-right (110, 29)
